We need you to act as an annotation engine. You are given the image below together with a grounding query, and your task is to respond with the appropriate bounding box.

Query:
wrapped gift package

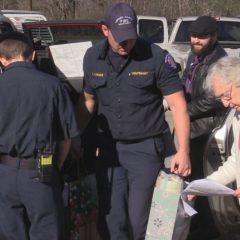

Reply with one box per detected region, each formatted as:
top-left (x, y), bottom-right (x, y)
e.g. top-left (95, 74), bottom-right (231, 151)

top-left (145, 171), bottom-right (184, 240)
top-left (68, 175), bottom-right (101, 240)
top-left (70, 210), bottom-right (100, 240)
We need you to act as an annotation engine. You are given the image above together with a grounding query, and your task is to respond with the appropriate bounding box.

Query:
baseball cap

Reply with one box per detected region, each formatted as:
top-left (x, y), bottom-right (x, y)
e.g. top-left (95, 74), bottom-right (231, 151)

top-left (189, 16), bottom-right (218, 38)
top-left (104, 2), bottom-right (137, 43)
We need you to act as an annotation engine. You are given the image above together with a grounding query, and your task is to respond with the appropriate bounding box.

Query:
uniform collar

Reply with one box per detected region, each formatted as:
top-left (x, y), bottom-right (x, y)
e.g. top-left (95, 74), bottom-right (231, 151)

top-left (4, 61), bottom-right (35, 71)
top-left (98, 38), bottom-right (141, 60)
top-left (98, 39), bottom-right (109, 60)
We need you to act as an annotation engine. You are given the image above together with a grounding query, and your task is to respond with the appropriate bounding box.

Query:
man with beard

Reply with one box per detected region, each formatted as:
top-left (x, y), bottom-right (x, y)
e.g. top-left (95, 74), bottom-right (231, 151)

top-left (181, 16), bottom-right (227, 240)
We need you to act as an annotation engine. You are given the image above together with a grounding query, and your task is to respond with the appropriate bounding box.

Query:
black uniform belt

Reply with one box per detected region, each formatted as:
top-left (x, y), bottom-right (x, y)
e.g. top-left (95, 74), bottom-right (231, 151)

top-left (0, 155), bottom-right (37, 169)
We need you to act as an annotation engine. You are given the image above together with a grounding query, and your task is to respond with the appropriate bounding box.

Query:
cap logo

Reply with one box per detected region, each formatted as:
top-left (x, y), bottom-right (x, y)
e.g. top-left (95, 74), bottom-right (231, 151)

top-left (115, 16), bottom-right (133, 26)
top-left (104, 3), bottom-right (137, 42)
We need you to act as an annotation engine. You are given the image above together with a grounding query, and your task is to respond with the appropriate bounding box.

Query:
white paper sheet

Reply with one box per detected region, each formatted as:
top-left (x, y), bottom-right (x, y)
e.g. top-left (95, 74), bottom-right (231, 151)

top-left (49, 41), bottom-right (92, 79)
top-left (180, 179), bottom-right (234, 216)
top-left (182, 179), bottom-right (234, 196)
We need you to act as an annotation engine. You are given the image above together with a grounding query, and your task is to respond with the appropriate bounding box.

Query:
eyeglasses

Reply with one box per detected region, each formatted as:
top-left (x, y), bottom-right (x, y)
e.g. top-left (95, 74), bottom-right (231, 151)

top-left (215, 85), bottom-right (232, 102)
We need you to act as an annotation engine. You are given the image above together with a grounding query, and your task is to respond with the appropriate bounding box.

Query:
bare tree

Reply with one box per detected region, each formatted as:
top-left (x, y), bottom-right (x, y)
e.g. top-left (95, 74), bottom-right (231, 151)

top-left (0, 0), bottom-right (18, 9)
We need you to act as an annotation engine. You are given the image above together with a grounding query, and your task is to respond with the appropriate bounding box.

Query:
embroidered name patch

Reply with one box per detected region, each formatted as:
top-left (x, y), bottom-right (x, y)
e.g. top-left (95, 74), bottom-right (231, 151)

top-left (92, 72), bottom-right (104, 77)
top-left (129, 71), bottom-right (149, 76)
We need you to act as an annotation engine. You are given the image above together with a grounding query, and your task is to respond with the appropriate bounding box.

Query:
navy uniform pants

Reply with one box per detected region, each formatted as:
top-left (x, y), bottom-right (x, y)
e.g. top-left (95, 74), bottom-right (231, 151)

top-left (96, 135), bottom-right (164, 240)
top-left (0, 164), bottom-right (64, 240)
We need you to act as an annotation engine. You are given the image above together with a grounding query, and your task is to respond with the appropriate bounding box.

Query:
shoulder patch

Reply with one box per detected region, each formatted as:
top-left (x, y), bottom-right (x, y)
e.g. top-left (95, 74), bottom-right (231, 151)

top-left (165, 53), bottom-right (177, 69)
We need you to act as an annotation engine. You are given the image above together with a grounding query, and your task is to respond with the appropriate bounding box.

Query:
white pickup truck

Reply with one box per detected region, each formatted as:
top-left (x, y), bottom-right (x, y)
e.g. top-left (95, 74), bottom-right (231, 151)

top-left (137, 15), bottom-right (187, 69)
top-left (137, 16), bottom-right (240, 70)
top-left (169, 16), bottom-right (240, 67)
top-left (137, 15), bottom-right (187, 70)
top-left (137, 15), bottom-right (169, 48)
top-left (0, 10), bottom-right (47, 32)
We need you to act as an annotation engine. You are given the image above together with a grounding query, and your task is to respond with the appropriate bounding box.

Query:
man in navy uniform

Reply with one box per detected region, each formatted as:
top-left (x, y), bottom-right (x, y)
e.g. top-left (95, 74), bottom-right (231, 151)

top-left (0, 32), bottom-right (80, 240)
top-left (79, 2), bottom-right (191, 240)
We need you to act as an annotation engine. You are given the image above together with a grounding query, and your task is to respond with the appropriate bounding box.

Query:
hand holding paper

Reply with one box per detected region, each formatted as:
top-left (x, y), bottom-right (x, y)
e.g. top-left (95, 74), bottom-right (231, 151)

top-left (183, 179), bottom-right (234, 196)
top-left (181, 179), bottom-right (234, 216)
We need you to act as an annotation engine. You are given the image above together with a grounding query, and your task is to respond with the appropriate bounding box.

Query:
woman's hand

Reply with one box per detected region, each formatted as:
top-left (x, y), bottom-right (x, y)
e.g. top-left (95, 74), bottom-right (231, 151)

top-left (233, 188), bottom-right (240, 198)
top-left (187, 194), bottom-right (196, 201)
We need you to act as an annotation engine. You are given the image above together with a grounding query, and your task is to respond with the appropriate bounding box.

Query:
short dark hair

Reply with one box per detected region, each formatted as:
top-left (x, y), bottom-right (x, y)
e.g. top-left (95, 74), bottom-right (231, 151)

top-left (0, 32), bottom-right (33, 60)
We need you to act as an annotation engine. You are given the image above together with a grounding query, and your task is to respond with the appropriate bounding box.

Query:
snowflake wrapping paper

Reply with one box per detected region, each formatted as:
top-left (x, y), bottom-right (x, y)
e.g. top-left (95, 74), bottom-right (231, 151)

top-left (145, 171), bottom-right (184, 240)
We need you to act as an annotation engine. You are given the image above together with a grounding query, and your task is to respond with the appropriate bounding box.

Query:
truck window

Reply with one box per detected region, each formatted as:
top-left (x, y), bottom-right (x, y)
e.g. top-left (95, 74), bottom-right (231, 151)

top-left (0, 22), bottom-right (15, 33)
top-left (175, 21), bottom-right (192, 42)
top-left (217, 22), bottom-right (240, 42)
top-left (138, 19), bottom-right (164, 43)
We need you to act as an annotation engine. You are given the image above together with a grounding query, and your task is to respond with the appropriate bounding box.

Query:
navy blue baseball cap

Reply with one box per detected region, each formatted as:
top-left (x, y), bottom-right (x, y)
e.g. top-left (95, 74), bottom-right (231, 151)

top-left (104, 2), bottom-right (137, 43)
